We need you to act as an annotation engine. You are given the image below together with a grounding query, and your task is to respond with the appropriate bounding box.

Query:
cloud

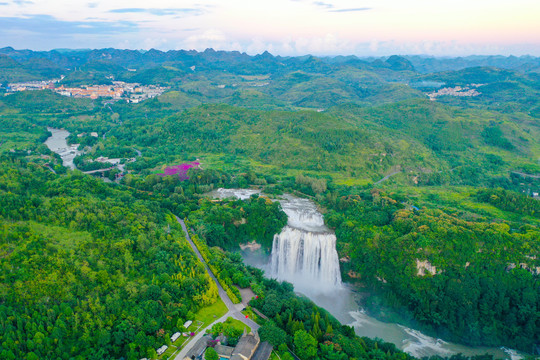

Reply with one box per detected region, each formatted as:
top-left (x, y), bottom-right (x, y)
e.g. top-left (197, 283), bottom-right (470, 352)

top-left (0, 14), bottom-right (138, 36)
top-left (369, 40), bottom-right (379, 52)
top-left (185, 29), bottom-right (227, 45)
top-left (329, 7), bottom-right (371, 12)
top-left (12, 0), bottom-right (33, 4)
top-left (0, 2), bottom-right (9, 5)
top-left (182, 29), bottom-right (249, 53)
top-left (313, 1), bottom-right (333, 9)
top-left (109, 8), bottom-right (203, 16)
top-left (87, 2), bottom-right (98, 8)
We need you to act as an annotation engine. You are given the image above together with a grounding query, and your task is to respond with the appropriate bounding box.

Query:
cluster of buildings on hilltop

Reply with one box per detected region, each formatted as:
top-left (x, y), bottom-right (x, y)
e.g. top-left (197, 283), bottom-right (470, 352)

top-left (54, 81), bottom-right (168, 102)
top-left (5, 79), bottom-right (167, 103)
top-left (4, 77), bottom-right (64, 91)
top-left (55, 84), bottom-right (125, 99)
top-left (428, 85), bottom-right (482, 100)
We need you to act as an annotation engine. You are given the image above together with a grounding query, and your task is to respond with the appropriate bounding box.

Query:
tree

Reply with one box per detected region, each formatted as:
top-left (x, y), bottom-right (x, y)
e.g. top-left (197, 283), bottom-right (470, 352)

top-left (259, 322), bottom-right (288, 346)
top-left (293, 330), bottom-right (317, 360)
top-left (27, 353), bottom-right (39, 360)
top-left (205, 347), bottom-right (219, 360)
top-left (281, 353), bottom-right (294, 360)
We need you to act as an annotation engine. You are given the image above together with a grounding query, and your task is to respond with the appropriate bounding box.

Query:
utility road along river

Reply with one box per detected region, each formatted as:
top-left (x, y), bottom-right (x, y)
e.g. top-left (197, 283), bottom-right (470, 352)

top-left (211, 188), bottom-right (522, 360)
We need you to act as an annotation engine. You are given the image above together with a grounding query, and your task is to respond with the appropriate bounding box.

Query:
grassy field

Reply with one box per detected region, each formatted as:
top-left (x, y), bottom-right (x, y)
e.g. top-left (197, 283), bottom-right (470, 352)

top-left (222, 316), bottom-right (251, 333)
top-left (194, 298), bottom-right (228, 328)
top-left (156, 299), bottom-right (229, 359)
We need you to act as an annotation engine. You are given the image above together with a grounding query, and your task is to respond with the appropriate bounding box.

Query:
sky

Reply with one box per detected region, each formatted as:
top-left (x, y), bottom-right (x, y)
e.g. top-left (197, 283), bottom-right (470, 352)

top-left (0, 0), bottom-right (539, 56)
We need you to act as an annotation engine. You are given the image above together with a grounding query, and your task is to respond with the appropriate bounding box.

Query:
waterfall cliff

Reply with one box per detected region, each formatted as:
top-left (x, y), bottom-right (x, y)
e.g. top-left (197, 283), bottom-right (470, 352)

top-left (269, 195), bottom-right (342, 294)
top-left (211, 189), bottom-right (343, 295)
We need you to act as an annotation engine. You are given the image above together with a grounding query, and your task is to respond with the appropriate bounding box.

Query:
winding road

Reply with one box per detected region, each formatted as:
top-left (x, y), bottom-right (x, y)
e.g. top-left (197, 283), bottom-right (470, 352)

top-left (173, 216), bottom-right (259, 360)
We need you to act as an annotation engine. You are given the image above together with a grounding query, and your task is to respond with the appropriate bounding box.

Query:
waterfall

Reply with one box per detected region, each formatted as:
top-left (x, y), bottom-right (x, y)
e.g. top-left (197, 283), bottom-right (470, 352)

top-left (269, 195), bottom-right (342, 295)
top-left (270, 226), bottom-right (342, 294)
top-left (210, 188), bottom-right (343, 295)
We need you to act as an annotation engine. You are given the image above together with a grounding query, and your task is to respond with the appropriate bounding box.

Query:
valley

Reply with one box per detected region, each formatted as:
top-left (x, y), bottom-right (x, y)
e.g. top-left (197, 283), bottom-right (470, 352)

top-left (0, 48), bottom-right (539, 360)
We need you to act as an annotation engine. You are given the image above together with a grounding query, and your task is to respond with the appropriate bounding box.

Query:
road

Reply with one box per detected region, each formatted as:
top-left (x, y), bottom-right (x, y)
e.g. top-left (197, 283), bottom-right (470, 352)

top-left (173, 216), bottom-right (259, 360)
top-left (374, 170), bottom-right (401, 185)
top-left (512, 171), bottom-right (540, 179)
top-left (82, 167), bottom-right (115, 174)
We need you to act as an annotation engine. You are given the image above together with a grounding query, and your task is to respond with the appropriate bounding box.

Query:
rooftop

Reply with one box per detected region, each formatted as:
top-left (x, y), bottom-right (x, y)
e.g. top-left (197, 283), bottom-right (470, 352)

top-left (215, 344), bottom-right (235, 358)
top-left (184, 335), bottom-right (211, 359)
top-left (251, 342), bottom-right (273, 360)
top-left (231, 332), bottom-right (259, 360)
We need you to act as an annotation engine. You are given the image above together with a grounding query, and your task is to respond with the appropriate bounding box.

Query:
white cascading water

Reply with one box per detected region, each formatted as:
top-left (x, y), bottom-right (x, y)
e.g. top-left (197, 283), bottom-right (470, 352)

top-left (211, 189), bottom-right (342, 294)
top-left (269, 195), bottom-right (342, 295)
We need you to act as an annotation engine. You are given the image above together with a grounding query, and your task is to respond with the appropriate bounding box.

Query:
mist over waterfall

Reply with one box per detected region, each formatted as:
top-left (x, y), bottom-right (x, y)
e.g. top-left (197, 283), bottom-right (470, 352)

top-left (269, 195), bottom-right (342, 295)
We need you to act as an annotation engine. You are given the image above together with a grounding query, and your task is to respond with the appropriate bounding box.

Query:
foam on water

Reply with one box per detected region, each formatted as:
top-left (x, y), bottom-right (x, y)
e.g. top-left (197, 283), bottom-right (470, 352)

top-left (214, 188), bottom-right (261, 200)
top-left (400, 326), bottom-right (453, 358)
top-left (348, 310), bottom-right (374, 328)
top-left (501, 347), bottom-right (523, 360)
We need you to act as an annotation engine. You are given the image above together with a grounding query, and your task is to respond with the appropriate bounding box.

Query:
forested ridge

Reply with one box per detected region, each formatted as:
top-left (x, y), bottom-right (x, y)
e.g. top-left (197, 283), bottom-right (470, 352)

top-left (324, 188), bottom-right (540, 352)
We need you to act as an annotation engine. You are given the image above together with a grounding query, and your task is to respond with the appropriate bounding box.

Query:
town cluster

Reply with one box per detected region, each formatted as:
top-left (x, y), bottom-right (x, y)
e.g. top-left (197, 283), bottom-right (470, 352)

top-left (428, 84), bottom-right (482, 100)
top-left (5, 79), bottom-right (167, 103)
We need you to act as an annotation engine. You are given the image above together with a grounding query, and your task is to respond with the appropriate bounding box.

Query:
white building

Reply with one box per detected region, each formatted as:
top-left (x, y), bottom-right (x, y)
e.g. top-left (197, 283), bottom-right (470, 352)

top-left (156, 345), bottom-right (168, 355)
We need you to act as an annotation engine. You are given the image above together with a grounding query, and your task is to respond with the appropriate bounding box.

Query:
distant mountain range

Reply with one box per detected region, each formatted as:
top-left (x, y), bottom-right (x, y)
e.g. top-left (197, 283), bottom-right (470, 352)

top-left (1, 46), bottom-right (539, 84)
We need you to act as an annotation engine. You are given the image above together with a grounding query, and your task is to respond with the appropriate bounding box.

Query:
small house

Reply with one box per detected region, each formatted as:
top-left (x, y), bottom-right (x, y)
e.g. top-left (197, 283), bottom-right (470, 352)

top-left (183, 335), bottom-right (211, 360)
top-left (156, 345), bottom-right (168, 355)
top-left (231, 331), bottom-right (260, 360)
top-left (171, 332), bottom-right (181, 342)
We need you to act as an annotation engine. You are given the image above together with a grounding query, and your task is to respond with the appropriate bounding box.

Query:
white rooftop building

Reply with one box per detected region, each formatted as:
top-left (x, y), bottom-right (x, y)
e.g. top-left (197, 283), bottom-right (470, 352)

top-left (157, 345), bottom-right (168, 355)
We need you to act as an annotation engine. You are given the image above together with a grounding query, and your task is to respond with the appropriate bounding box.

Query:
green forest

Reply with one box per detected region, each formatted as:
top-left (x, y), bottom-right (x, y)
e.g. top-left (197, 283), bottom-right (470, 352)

top-left (0, 48), bottom-right (539, 359)
top-left (324, 188), bottom-right (539, 350)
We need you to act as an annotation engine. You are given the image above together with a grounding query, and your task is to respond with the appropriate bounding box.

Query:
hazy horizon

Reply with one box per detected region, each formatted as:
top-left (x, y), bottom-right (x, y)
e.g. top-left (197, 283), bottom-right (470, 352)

top-left (0, 0), bottom-right (538, 57)
top-left (2, 45), bottom-right (540, 59)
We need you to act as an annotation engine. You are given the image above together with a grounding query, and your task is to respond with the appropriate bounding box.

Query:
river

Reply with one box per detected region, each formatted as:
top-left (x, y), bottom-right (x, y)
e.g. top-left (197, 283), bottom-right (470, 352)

top-left (210, 188), bottom-right (521, 360)
top-left (44, 127), bottom-right (81, 170)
